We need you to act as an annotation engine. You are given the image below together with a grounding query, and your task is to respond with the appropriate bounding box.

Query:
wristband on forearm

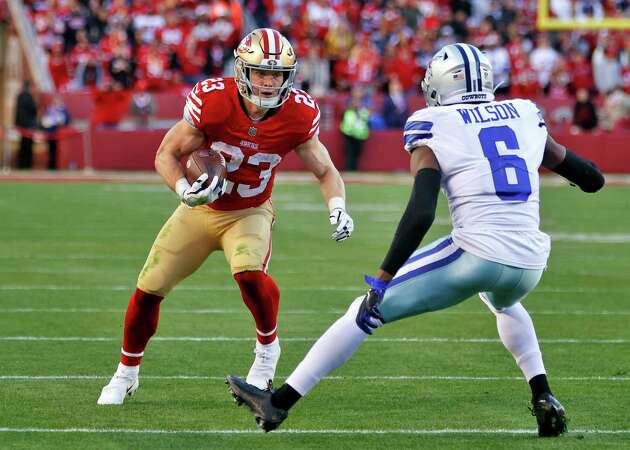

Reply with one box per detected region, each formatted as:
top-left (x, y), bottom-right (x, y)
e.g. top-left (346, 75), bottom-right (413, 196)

top-left (175, 177), bottom-right (191, 198)
top-left (328, 196), bottom-right (346, 212)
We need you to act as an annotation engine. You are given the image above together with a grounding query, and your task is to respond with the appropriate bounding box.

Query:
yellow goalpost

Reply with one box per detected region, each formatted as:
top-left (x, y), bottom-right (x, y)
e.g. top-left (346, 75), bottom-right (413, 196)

top-left (537, 0), bottom-right (630, 30)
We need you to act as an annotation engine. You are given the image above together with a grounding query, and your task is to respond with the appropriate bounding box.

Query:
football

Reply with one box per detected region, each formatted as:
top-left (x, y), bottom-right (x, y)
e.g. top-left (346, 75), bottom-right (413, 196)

top-left (185, 149), bottom-right (227, 188)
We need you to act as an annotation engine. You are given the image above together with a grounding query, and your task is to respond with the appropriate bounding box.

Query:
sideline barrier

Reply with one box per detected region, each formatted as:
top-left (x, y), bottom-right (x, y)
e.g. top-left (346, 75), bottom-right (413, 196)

top-left (58, 127), bottom-right (630, 173)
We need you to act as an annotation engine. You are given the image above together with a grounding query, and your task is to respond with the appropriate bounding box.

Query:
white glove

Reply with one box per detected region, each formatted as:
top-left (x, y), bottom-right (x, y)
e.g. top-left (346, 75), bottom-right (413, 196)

top-left (177, 174), bottom-right (227, 207)
top-left (329, 207), bottom-right (354, 242)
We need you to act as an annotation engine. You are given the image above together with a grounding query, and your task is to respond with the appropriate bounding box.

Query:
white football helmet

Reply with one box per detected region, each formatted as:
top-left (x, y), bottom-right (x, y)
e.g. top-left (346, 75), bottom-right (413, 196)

top-left (421, 43), bottom-right (495, 106)
top-left (234, 28), bottom-right (297, 108)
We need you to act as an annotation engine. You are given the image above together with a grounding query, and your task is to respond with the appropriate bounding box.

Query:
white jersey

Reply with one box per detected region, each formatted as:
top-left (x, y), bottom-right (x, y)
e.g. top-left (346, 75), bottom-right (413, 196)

top-left (403, 99), bottom-right (550, 269)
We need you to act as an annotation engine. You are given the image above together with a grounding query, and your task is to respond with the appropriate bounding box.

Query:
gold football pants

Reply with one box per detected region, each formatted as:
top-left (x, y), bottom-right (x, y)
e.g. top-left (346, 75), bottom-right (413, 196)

top-left (137, 200), bottom-right (275, 296)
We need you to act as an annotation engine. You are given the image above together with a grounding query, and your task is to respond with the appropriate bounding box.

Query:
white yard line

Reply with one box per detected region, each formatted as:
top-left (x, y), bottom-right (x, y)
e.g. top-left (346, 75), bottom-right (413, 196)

top-left (549, 233), bottom-right (630, 243)
top-left (0, 285), bottom-right (363, 292)
top-left (0, 427), bottom-right (628, 435)
top-left (0, 336), bottom-right (628, 344)
top-left (0, 285), bottom-right (624, 293)
top-left (4, 170), bottom-right (630, 186)
top-left (1, 307), bottom-right (629, 316)
top-left (0, 375), bottom-right (628, 382)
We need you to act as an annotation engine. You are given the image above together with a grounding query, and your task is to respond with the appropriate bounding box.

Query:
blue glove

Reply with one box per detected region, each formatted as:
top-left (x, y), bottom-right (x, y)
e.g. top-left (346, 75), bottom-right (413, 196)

top-left (364, 275), bottom-right (389, 298)
top-left (355, 275), bottom-right (389, 335)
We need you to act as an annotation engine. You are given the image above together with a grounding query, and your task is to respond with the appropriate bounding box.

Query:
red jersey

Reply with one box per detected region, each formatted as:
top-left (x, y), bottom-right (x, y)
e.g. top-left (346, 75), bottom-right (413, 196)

top-left (183, 77), bottom-right (320, 211)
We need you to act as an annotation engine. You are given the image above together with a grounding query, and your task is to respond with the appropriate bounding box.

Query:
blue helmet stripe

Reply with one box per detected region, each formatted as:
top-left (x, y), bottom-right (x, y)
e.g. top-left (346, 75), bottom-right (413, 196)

top-left (453, 44), bottom-right (472, 92)
top-left (467, 44), bottom-right (483, 91)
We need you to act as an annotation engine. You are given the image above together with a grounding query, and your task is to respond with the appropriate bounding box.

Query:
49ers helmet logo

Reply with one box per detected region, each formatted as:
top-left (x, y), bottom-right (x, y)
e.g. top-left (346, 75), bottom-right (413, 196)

top-left (237, 35), bottom-right (253, 54)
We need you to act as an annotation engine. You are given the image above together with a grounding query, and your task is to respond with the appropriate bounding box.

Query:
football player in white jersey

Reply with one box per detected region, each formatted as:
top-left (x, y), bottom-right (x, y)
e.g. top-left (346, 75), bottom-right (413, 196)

top-left (226, 43), bottom-right (604, 436)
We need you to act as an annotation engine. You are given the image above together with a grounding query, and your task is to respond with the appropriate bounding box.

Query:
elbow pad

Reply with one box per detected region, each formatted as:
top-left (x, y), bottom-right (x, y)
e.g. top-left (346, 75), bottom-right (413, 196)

top-left (552, 150), bottom-right (605, 193)
top-left (380, 168), bottom-right (441, 276)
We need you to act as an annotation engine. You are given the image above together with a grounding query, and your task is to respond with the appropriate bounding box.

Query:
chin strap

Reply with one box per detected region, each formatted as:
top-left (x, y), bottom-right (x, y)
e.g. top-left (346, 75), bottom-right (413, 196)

top-left (492, 80), bottom-right (505, 93)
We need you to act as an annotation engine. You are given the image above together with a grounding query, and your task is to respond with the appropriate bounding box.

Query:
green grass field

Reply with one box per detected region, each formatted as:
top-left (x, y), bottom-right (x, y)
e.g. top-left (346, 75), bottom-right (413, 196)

top-left (1, 177), bottom-right (629, 449)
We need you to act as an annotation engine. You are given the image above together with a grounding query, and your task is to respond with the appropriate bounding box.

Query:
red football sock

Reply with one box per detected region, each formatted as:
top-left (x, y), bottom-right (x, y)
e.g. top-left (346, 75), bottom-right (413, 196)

top-left (234, 271), bottom-right (280, 345)
top-left (120, 288), bottom-right (163, 366)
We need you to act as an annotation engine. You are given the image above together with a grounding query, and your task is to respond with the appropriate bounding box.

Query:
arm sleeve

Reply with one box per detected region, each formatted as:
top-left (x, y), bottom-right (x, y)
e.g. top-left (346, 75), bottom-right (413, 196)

top-left (551, 149), bottom-right (605, 193)
top-left (380, 168), bottom-right (441, 276)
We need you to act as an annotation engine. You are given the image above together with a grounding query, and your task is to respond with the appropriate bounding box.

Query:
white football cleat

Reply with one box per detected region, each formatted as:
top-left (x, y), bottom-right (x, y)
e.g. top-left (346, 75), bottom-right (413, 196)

top-left (97, 363), bottom-right (140, 405)
top-left (246, 338), bottom-right (281, 391)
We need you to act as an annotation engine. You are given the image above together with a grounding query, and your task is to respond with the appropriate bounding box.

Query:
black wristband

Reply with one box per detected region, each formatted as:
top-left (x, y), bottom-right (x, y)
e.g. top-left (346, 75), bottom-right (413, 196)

top-left (553, 150), bottom-right (605, 193)
top-left (380, 168), bottom-right (441, 276)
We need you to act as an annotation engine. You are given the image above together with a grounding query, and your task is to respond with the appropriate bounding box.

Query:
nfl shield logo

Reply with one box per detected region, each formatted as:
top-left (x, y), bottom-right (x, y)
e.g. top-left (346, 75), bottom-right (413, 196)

top-left (248, 127), bottom-right (257, 136)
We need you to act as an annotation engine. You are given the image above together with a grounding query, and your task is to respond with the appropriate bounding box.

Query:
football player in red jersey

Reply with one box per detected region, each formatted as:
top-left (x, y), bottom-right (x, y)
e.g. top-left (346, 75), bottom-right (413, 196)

top-left (97, 28), bottom-right (354, 405)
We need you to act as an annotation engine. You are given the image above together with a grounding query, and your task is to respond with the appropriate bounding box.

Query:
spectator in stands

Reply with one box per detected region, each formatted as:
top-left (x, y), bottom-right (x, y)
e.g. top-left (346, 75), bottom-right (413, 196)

top-left (48, 44), bottom-right (70, 90)
top-left (178, 33), bottom-right (206, 85)
top-left (567, 50), bottom-right (594, 95)
top-left (548, 59), bottom-right (571, 100)
top-left (324, 19), bottom-right (355, 91)
top-left (14, 81), bottom-right (38, 169)
top-left (108, 45), bottom-right (135, 89)
top-left (483, 33), bottom-right (510, 95)
top-left (130, 82), bottom-right (155, 128)
top-left (383, 32), bottom-right (421, 96)
top-left (575, 0), bottom-right (605, 20)
top-left (572, 88), bottom-right (599, 133)
top-left (156, 9), bottom-right (186, 48)
top-left (27, 0), bottom-right (630, 114)
top-left (92, 81), bottom-right (131, 127)
top-left (529, 34), bottom-right (559, 94)
top-left (381, 76), bottom-right (408, 129)
top-left (299, 39), bottom-right (330, 98)
top-left (203, 38), bottom-right (231, 78)
top-left (85, 0), bottom-right (109, 44)
top-left (70, 30), bottom-right (103, 90)
top-left (40, 95), bottom-right (71, 170)
top-left (346, 33), bottom-right (381, 94)
top-left (138, 41), bottom-right (170, 91)
top-left (447, 9), bottom-right (469, 42)
top-left (245, 0), bottom-right (273, 29)
top-left (592, 36), bottom-right (623, 95)
top-left (340, 88), bottom-right (370, 171)
top-left (600, 87), bottom-right (630, 131)
top-left (324, 18), bottom-right (355, 62)
top-left (62, 1), bottom-right (88, 52)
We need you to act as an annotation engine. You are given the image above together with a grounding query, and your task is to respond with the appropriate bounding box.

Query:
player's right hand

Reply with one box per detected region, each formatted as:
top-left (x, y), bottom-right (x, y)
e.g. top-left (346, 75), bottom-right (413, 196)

top-left (355, 275), bottom-right (388, 335)
top-left (181, 173), bottom-right (227, 207)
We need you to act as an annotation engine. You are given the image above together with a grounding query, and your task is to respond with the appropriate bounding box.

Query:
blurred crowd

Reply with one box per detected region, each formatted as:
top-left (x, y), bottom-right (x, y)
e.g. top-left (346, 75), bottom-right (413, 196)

top-left (28, 0), bottom-right (244, 90)
top-left (24, 0), bottom-right (630, 132)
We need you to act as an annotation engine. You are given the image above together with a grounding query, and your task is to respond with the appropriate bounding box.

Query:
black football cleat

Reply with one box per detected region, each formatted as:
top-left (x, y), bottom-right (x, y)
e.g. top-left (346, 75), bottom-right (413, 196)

top-left (226, 375), bottom-right (288, 432)
top-left (530, 393), bottom-right (568, 437)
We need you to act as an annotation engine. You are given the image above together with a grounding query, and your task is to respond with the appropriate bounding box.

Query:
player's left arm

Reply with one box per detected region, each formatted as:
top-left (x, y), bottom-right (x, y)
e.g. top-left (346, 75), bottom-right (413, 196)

top-left (295, 134), bottom-right (354, 242)
top-left (375, 146), bottom-right (441, 282)
top-left (356, 146), bottom-right (441, 334)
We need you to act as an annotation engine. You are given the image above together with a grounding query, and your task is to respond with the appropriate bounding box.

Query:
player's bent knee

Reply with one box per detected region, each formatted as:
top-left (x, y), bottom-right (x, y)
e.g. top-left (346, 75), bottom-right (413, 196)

top-left (480, 292), bottom-right (521, 313)
top-left (137, 269), bottom-right (174, 297)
